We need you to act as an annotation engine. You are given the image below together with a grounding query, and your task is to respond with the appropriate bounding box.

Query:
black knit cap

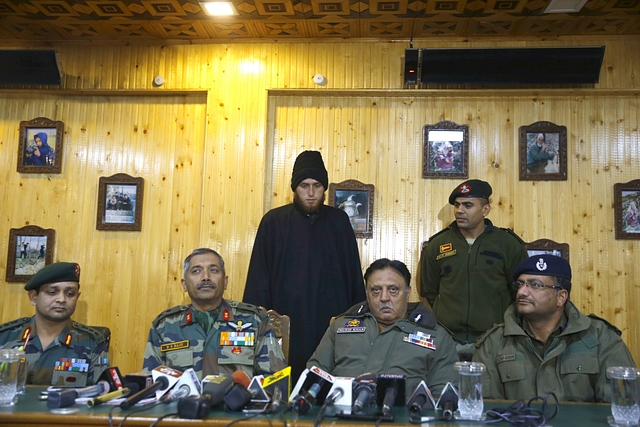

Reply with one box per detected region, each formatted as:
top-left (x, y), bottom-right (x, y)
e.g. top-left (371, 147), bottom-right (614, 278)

top-left (513, 254), bottom-right (572, 291)
top-left (448, 179), bottom-right (493, 205)
top-left (290, 150), bottom-right (329, 191)
top-left (24, 262), bottom-right (81, 291)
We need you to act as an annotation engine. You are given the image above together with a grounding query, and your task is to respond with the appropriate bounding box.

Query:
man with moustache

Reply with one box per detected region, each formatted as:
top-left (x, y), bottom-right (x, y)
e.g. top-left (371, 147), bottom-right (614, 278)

top-left (420, 179), bottom-right (527, 360)
top-left (307, 259), bottom-right (459, 398)
top-left (142, 248), bottom-right (286, 379)
top-left (473, 255), bottom-right (635, 402)
top-left (243, 150), bottom-right (365, 382)
top-left (0, 262), bottom-right (109, 386)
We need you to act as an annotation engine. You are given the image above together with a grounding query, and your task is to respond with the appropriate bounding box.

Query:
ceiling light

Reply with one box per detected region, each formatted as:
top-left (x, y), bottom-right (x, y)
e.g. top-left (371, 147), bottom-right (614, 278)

top-left (544, 0), bottom-right (588, 13)
top-left (200, 1), bottom-right (238, 15)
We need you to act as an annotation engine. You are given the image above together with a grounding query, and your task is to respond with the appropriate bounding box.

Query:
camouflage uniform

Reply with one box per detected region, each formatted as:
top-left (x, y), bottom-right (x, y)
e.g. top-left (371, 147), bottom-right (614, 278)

top-left (142, 299), bottom-right (286, 380)
top-left (0, 316), bottom-right (110, 386)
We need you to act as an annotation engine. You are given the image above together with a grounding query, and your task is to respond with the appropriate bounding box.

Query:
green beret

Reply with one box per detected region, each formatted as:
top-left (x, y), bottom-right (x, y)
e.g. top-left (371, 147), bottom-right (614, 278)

top-left (24, 262), bottom-right (81, 291)
top-left (449, 179), bottom-right (493, 205)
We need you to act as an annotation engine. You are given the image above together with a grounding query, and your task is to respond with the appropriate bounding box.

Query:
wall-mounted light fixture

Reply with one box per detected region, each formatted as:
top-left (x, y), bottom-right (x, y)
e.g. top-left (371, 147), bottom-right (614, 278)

top-left (199, 0), bottom-right (238, 15)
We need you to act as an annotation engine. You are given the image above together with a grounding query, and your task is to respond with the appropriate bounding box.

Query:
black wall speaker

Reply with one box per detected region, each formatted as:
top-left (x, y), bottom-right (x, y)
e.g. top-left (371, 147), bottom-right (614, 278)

top-left (419, 46), bottom-right (605, 85)
top-left (0, 50), bottom-right (62, 85)
top-left (404, 48), bottom-right (420, 85)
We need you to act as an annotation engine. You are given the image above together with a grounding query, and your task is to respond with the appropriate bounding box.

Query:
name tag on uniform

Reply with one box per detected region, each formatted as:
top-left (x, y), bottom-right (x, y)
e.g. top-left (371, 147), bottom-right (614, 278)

top-left (403, 331), bottom-right (436, 350)
top-left (337, 319), bottom-right (366, 334)
top-left (220, 332), bottom-right (255, 346)
top-left (160, 340), bottom-right (190, 352)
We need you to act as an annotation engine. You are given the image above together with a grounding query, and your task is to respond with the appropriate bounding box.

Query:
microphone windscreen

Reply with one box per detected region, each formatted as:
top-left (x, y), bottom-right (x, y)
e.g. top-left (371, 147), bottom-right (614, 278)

top-left (98, 367), bottom-right (125, 392)
top-left (202, 375), bottom-right (233, 407)
top-left (232, 371), bottom-right (251, 389)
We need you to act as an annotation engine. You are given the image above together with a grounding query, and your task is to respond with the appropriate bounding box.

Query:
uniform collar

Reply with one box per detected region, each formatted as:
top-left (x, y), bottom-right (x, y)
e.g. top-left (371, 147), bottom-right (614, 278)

top-left (504, 300), bottom-right (590, 337)
top-left (343, 301), bottom-right (437, 329)
top-left (185, 299), bottom-right (234, 326)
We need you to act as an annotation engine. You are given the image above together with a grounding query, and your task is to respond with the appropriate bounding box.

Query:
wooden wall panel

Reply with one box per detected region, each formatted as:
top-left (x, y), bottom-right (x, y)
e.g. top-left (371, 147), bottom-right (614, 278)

top-left (0, 38), bottom-right (638, 377)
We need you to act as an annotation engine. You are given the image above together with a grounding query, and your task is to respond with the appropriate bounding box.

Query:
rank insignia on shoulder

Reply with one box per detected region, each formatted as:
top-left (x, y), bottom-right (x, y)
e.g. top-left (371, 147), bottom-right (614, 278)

top-left (160, 340), bottom-right (190, 353)
top-left (403, 331), bottom-right (436, 350)
top-left (186, 311), bottom-right (193, 324)
top-left (64, 334), bottom-right (73, 347)
top-left (222, 308), bottom-right (230, 321)
top-left (337, 319), bottom-right (366, 334)
top-left (440, 243), bottom-right (452, 253)
top-left (436, 246), bottom-right (457, 260)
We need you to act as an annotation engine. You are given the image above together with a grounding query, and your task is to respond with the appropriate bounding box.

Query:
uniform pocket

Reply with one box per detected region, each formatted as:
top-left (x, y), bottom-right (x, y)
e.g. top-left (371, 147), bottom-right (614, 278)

top-left (165, 348), bottom-right (194, 369)
top-left (496, 355), bottom-right (526, 383)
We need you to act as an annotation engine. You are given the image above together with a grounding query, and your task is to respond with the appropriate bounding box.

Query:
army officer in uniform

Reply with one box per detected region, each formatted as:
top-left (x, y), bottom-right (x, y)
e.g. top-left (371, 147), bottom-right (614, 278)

top-left (0, 262), bottom-right (110, 386)
top-left (307, 258), bottom-right (459, 398)
top-left (142, 248), bottom-right (286, 379)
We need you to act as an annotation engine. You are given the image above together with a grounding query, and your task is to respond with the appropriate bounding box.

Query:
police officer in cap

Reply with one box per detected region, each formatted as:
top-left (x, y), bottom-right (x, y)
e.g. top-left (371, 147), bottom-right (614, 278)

top-left (0, 262), bottom-right (109, 386)
top-left (473, 254), bottom-right (636, 402)
top-left (419, 179), bottom-right (528, 360)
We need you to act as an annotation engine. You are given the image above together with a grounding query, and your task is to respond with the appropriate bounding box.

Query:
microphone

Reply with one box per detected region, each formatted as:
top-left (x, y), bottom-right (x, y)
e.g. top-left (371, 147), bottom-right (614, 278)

top-left (120, 376), bottom-right (169, 409)
top-left (406, 380), bottom-right (435, 413)
top-left (87, 387), bottom-right (131, 407)
top-left (98, 366), bottom-right (125, 392)
top-left (435, 382), bottom-right (459, 420)
top-left (352, 373), bottom-right (376, 413)
top-left (262, 366), bottom-right (291, 407)
top-left (223, 371), bottom-right (253, 412)
top-left (177, 374), bottom-right (233, 419)
top-left (290, 366), bottom-right (335, 414)
top-left (375, 374), bottom-right (405, 417)
top-left (270, 386), bottom-right (282, 413)
top-left (47, 381), bottom-right (110, 409)
top-left (325, 386), bottom-right (343, 405)
top-left (161, 368), bottom-right (200, 403)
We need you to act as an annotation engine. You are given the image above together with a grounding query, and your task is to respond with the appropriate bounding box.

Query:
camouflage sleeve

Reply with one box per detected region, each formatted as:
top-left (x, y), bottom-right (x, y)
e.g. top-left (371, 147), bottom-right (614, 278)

top-left (88, 338), bottom-right (109, 385)
top-left (142, 325), bottom-right (165, 373)
top-left (254, 315), bottom-right (286, 375)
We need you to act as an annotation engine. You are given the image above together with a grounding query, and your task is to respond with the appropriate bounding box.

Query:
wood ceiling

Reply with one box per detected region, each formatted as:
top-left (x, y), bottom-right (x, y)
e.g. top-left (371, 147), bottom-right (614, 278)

top-left (0, 0), bottom-right (638, 42)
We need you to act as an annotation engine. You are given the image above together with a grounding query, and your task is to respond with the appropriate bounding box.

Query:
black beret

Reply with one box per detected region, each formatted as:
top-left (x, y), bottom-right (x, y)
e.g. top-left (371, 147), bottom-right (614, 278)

top-left (24, 262), bottom-right (81, 291)
top-left (513, 254), bottom-right (572, 284)
top-left (291, 150), bottom-right (329, 191)
top-left (448, 179), bottom-right (492, 205)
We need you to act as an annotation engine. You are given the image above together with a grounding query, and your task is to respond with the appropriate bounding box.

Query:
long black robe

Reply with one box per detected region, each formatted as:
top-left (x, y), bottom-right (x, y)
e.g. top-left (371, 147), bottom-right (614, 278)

top-left (243, 203), bottom-right (365, 382)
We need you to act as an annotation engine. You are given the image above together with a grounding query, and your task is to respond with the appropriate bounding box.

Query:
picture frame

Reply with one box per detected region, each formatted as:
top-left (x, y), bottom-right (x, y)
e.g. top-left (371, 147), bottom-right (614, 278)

top-left (422, 120), bottom-right (469, 179)
top-left (17, 117), bottom-right (65, 174)
top-left (328, 179), bottom-right (374, 239)
top-left (6, 225), bottom-right (56, 282)
top-left (519, 121), bottom-right (567, 181)
top-left (96, 173), bottom-right (144, 231)
top-left (614, 179), bottom-right (640, 240)
top-left (525, 238), bottom-right (570, 262)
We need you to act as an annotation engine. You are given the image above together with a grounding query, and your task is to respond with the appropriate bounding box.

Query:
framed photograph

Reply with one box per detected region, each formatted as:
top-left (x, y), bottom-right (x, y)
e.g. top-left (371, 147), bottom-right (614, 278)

top-left (328, 179), bottom-right (374, 239)
top-left (96, 173), bottom-right (144, 231)
top-left (17, 117), bottom-right (64, 174)
top-left (422, 120), bottom-right (469, 179)
top-left (614, 179), bottom-right (640, 239)
top-left (519, 121), bottom-right (567, 181)
top-left (525, 238), bottom-right (570, 262)
top-left (6, 226), bottom-right (55, 282)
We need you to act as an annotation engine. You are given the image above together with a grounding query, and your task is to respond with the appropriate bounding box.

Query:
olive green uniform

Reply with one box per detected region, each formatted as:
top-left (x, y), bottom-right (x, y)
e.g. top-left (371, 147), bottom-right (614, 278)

top-left (142, 299), bottom-right (286, 380)
top-left (307, 301), bottom-right (459, 398)
top-left (421, 219), bottom-right (527, 343)
top-left (0, 316), bottom-right (109, 386)
top-left (473, 301), bottom-right (636, 402)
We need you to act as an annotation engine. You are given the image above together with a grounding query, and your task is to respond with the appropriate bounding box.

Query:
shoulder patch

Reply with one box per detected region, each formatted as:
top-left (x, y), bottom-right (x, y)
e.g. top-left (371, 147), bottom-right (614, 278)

top-left (474, 322), bottom-right (504, 347)
top-left (153, 305), bottom-right (189, 328)
top-left (499, 227), bottom-right (526, 245)
top-left (427, 227), bottom-right (451, 242)
top-left (588, 314), bottom-right (622, 336)
top-left (74, 323), bottom-right (110, 343)
top-left (233, 301), bottom-right (267, 319)
top-left (0, 317), bottom-right (30, 334)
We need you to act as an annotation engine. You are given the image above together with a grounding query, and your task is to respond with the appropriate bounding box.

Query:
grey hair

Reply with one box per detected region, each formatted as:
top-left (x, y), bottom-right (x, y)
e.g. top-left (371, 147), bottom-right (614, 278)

top-left (183, 248), bottom-right (226, 279)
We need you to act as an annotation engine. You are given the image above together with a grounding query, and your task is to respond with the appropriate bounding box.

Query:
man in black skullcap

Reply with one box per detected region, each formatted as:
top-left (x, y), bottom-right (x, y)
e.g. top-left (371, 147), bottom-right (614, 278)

top-left (243, 150), bottom-right (365, 381)
top-left (419, 179), bottom-right (528, 360)
top-left (473, 254), bottom-right (636, 402)
top-left (0, 262), bottom-right (109, 386)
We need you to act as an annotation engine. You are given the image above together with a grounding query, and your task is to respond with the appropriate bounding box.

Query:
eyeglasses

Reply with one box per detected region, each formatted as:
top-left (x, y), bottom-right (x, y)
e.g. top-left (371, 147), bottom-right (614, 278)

top-left (512, 280), bottom-right (562, 291)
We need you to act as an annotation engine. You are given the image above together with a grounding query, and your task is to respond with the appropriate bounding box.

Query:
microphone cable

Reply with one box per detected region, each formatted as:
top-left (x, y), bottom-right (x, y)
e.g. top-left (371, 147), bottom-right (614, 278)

top-left (148, 412), bottom-right (179, 427)
top-left (107, 400), bottom-right (163, 427)
top-left (409, 392), bottom-right (559, 426)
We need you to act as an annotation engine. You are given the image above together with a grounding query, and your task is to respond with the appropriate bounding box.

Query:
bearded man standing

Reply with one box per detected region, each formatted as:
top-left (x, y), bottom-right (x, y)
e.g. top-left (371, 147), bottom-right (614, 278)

top-left (243, 150), bottom-right (365, 382)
